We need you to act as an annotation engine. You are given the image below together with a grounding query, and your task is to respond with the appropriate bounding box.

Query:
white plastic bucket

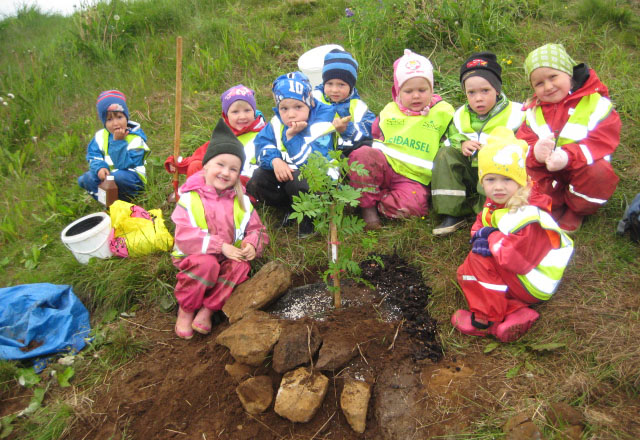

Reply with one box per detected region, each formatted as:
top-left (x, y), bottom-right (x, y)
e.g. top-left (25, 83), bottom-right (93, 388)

top-left (297, 44), bottom-right (345, 88)
top-left (61, 212), bottom-right (113, 264)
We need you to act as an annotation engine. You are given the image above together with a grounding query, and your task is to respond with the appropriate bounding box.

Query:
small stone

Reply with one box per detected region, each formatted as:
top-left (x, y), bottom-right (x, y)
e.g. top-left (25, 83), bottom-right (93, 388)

top-left (546, 402), bottom-right (584, 427)
top-left (505, 421), bottom-right (541, 440)
top-left (503, 411), bottom-right (531, 433)
top-left (340, 380), bottom-right (371, 433)
top-left (224, 363), bottom-right (252, 383)
top-left (272, 321), bottom-right (321, 373)
top-left (236, 376), bottom-right (273, 414)
top-left (274, 367), bottom-right (329, 423)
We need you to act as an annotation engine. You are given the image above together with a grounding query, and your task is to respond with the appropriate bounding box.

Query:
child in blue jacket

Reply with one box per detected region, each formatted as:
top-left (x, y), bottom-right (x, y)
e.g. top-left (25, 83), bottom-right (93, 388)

top-left (78, 90), bottom-right (150, 202)
top-left (312, 49), bottom-right (375, 156)
top-left (246, 72), bottom-right (336, 237)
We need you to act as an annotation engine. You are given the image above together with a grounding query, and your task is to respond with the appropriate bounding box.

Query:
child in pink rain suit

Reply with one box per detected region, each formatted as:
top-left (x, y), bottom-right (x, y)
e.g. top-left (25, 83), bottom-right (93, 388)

top-left (171, 119), bottom-right (269, 339)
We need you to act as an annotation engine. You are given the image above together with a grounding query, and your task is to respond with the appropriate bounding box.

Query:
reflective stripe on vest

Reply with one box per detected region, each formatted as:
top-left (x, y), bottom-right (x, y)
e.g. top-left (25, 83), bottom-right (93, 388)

top-left (525, 94), bottom-right (613, 165)
top-left (96, 129), bottom-right (150, 182)
top-left (481, 205), bottom-right (574, 300)
top-left (452, 101), bottom-right (524, 145)
top-left (171, 191), bottom-right (253, 258)
top-left (237, 131), bottom-right (259, 177)
top-left (375, 101), bottom-right (454, 185)
top-left (269, 116), bottom-right (336, 169)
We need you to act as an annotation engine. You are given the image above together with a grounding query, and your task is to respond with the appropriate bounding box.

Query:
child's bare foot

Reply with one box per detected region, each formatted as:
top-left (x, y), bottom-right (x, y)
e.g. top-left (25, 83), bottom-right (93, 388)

top-left (192, 307), bottom-right (213, 334)
top-left (175, 307), bottom-right (195, 340)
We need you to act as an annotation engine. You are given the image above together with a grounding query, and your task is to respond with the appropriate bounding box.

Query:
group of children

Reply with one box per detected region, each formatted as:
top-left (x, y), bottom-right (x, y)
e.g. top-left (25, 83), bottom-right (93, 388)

top-left (78, 43), bottom-right (621, 342)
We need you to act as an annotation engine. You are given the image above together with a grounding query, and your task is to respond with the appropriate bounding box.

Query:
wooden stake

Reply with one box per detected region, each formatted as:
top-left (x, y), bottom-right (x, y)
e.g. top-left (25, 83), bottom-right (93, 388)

top-left (172, 36), bottom-right (183, 201)
top-left (329, 210), bottom-right (341, 308)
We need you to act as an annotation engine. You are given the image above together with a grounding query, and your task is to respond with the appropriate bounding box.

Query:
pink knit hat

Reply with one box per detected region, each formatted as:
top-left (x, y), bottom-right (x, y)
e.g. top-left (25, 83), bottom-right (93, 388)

top-left (392, 49), bottom-right (434, 99)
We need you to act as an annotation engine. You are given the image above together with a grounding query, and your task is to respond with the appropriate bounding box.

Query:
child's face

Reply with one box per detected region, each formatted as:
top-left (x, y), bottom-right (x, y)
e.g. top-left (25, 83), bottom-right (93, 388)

top-left (530, 67), bottom-right (572, 104)
top-left (278, 98), bottom-right (310, 128)
top-left (105, 111), bottom-right (127, 133)
top-left (324, 79), bottom-right (351, 103)
top-left (226, 100), bottom-right (255, 131)
top-left (204, 153), bottom-right (241, 193)
top-left (398, 77), bottom-right (433, 112)
top-left (482, 173), bottom-right (520, 204)
top-left (464, 76), bottom-right (498, 116)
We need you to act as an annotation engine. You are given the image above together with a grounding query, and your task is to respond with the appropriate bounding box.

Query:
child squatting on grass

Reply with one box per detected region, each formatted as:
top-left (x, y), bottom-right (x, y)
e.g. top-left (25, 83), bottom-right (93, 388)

top-left (246, 71), bottom-right (336, 238)
top-left (171, 119), bottom-right (269, 340)
top-left (431, 52), bottom-right (524, 236)
top-left (311, 49), bottom-right (376, 157)
top-left (164, 84), bottom-right (267, 182)
top-left (78, 90), bottom-right (150, 201)
top-left (452, 127), bottom-right (574, 343)
top-left (517, 43), bottom-right (621, 232)
top-left (348, 49), bottom-right (454, 230)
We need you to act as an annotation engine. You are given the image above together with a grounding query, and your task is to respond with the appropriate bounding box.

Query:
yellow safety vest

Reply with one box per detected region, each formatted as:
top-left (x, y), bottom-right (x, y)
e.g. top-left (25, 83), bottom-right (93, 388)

top-left (171, 191), bottom-right (253, 258)
top-left (312, 90), bottom-right (371, 148)
top-left (524, 93), bottom-right (613, 165)
top-left (453, 101), bottom-right (524, 145)
top-left (96, 128), bottom-right (150, 183)
top-left (375, 101), bottom-right (454, 185)
top-left (237, 131), bottom-right (259, 177)
top-left (481, 205), bottom-right (574, 300)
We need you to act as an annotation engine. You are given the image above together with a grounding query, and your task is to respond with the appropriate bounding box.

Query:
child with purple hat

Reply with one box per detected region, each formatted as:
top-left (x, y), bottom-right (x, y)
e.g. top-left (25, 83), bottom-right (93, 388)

top-left (78, 90), bottom-right (150, 202)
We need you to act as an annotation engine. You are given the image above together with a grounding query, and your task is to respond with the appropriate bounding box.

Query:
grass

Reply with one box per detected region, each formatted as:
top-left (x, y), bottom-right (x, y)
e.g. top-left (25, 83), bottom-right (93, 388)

top-left (0, 0), bottom-right (639, 438)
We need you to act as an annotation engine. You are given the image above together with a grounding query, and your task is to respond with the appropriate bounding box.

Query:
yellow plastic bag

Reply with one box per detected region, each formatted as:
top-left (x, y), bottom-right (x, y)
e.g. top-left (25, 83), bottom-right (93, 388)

top-left (108, 200), bottom-right (174, 257)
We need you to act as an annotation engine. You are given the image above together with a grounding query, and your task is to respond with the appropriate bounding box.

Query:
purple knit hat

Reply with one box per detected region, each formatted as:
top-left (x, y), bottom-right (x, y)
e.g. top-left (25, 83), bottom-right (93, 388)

top-left (96, 90), bottom-right (129, 126)
top-left (220, 84), bottom-right (257, 115)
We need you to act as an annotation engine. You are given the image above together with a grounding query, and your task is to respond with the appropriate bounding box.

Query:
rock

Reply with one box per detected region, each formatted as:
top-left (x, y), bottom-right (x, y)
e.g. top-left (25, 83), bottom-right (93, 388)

top-left (340, 379), bottom-right (371, 433)
top-left (223, 262), bottom-right (293, 323)
top-left (315, 333), bottom-right (356, 371)
top-left (224, 363), bottom-right (252, 384)
top-left (546, 402), bottom-right (584, 427)
top-left (236, 376), bottom-right (273, 414)
top-left (503, 411), bottom-right (532, 433)
top-left (272, 321), bottom-right (322, 373)
top-left (560, 425), bottom-right (583, 440)
top-left (216, 311), bottom-right (282, 366)
top-left (374, 362), bottom-right (421, 440)
top-left (274, 367), bottom-right (329, 423)
top-left (505, 421), bottom-right (542, 440)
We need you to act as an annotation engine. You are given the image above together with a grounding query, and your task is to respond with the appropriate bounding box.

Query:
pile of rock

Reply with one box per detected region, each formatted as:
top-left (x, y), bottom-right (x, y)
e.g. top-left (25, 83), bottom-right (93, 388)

top-left (216, 261), bottom-right (372, 433)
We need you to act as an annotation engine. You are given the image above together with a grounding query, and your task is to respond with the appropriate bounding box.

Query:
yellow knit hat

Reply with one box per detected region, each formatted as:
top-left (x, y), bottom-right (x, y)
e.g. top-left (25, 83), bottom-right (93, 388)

top-left (478, 127), bottom-right (529, 187)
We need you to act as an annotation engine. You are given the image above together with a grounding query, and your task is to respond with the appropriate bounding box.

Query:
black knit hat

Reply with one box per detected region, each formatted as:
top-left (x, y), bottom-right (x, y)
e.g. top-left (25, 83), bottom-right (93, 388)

top-left (322, 49), bottom-right (358, 92)
top-left (202, 118), bottom-right (246, 168)
top-left (459, 52), bottom-right (502, 94)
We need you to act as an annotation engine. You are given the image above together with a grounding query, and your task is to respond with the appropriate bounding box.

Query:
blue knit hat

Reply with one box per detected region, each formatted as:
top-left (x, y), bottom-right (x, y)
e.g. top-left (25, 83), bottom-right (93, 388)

top-left (272, 72), bottom-right (313, 108)
top-left (96, 90), bottom-right (129, 126)
top-left (322, 49), bottom-right (358, 92)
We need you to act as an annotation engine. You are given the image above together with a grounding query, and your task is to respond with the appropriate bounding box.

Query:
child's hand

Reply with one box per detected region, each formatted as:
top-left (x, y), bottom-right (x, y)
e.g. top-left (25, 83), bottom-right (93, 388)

top-left (221, 243), bottom-right (245, 262)
top-left (239, 243), bottom-right (256, 261)
top-left (545, 149), bottom-right (568, 172)
top-left (112, 126), bottom-right (129, 141)
top-left (533, 135), bottom-right (555, 163)
top-left (332, 116), bottom-right (351, 134)
top-left (461, 140), bottom-right (481, 157)
top-left (285, 121), bottom-right (308, 139)
top-left (97, 168), bottom-right (110, 181)
top-left (272, 158), bottom-right (294, 182)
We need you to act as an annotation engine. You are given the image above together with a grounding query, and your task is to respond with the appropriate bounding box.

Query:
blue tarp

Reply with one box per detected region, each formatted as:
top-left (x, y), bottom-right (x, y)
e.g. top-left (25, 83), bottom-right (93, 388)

top-left (0, 284), bottom-right (91, 366)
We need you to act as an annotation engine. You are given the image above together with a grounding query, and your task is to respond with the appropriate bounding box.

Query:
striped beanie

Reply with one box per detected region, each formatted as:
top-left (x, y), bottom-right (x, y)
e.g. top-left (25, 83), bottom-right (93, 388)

top-left (96, 90), bottom-right (129, 126)
top-left (524, 43), bottom-right (576, 78)
top-left (322, 49), bottom-right (358, 92)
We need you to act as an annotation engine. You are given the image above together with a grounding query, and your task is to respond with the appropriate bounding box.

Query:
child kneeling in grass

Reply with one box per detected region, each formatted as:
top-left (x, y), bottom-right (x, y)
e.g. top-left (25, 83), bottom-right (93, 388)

top-left (517, 43), bottom-right (621, 232)
top-left (347, 49), bottom-right (454, 230)
top-left (171, 119), bottom-right (269, 340)
top-left (78, 90), bottom-right (150, 202)
top-left (246, 71), bottom-right (336, 238)
top-left (431, 52), bottom-right (524, 236)
top-left (452, 127), bottom-right (573, 342)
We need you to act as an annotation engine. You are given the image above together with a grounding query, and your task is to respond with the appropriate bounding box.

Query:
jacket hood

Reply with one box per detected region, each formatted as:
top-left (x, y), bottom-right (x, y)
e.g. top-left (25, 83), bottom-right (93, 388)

top-left (127, 121), bottom-right (147, 141)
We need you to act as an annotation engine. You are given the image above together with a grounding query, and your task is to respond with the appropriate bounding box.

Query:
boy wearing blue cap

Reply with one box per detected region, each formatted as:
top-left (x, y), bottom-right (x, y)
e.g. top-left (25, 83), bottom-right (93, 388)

top-left (78, 90), bottom-right (150, 201)
top-left (246, 72), bottom-right (336, 237)
top-left (312, 49), bottom-right (375, 156)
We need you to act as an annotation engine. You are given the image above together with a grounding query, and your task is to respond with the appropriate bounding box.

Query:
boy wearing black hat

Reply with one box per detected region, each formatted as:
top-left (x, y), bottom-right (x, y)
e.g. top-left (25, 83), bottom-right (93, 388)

top-left (312, 49), bottom-right (376, 156)
top-left (171, 119), bottom-right (269, 340)
top-left (431, 53), bottom-right (524, 236)
top-left (78, 90), bottom-right (150, 202)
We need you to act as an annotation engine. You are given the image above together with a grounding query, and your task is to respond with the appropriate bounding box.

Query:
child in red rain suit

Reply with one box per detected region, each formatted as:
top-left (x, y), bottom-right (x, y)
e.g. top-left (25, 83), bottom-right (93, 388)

top-left (517, 44), bottom-right (621, 232)
top-left (171, 119), bottom-right (269, 339)
top-left (453, 127), bottom-right (574, 342)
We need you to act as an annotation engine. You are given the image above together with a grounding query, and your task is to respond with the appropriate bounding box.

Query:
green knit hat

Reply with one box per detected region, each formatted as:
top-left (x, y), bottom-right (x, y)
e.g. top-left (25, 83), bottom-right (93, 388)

top-left (202, 118), bottom-right (246, 168)
top-left (524, 43), bottom-right (576, 78)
